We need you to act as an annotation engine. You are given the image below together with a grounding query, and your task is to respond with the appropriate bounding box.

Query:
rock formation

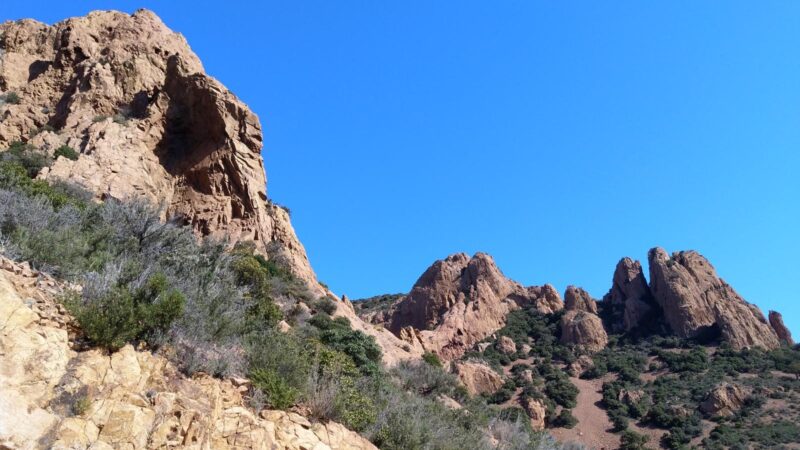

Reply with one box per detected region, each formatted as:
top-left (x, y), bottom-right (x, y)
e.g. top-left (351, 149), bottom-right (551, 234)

top-left (768, 311), bottom-right (794, 345)
top-left (564, 286), bottom-right (598, 314)
top-left (700, 383), bottom-right (746, 417)
top-left (602, 257), bottom-right (655, 332)
top-left (560, 286), bottom-right (607, 352)
top-left (521, 398), bottom-right (547, 431)
top-left (648, 248), bottom-right (780, 350)
top-left (0, 258), bottom-right (375, 450)
top-left (560, 310), bottom-right (608, 352)
top-left (497, 336), bottom-right (517, 354)
top-left (387, 253), bottom-right (563, 360)
top-left (0, 10), bottom-right (319, 291)
top-left (452, 360), bottom-right (504, 396)
top-left (0, 10), bottom-right (422, 367)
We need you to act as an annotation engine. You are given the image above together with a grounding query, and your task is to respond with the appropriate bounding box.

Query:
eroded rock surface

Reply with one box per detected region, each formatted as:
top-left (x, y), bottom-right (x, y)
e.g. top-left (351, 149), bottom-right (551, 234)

top-left (560, 286), bottom-right (607, 352)
top-left (648, 248), bottom-right (780, 350)
top-left (564, 286), bottom-right (598, 314)
top-left (560, 310), bottom-right (607, 353)
top-left (0, 259), bottom-right (375, 450)
top-left (0, 10), bottom-right (318, 292)
top-left (700, 383), bottom-right (746, 417)
top-left (521, 398), bottom-right (546, 431)
top-left (452, 360), bottom-right (504, 396)
top-left (387, 253), bottom-right (563, 360)
top-left (602, 257), bottom-right (655, 332)
top-left (768, 311), bottom-right (794, 346)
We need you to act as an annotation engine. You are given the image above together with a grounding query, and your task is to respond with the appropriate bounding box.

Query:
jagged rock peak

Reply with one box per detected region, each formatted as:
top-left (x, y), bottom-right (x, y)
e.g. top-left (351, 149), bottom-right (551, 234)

top-left (602, 257), bottom-right (655, 332)
top-left (769, 311), bottom-right (794, 345)
top-left (564, 285), bottom-right (598, 314)
top-left (648, 247), bottom-right (780, 350)
top-left (387, 252), bottom-right (563, 360)
top-left (390, 252), bottom-right (511, 332)
top-left (0, 9), bottom-right (320, 291)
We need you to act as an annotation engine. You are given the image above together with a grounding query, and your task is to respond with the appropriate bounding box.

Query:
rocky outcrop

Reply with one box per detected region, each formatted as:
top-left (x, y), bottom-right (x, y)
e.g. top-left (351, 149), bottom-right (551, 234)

top-left (496, 336), bottom-right (517, 354)
top-left (648, 248), bottom-right (780, 350)
top-left (0, 260), bottom-right (375, 450)
top-left (564, 286), bottom-right (598, 314)
top-left (560, 310), bottom-right (608, 352)
top-left (567, 355), bottom-right (595, 377)
top-left (700, 383), bottom-right (746, 417)
top-left (560, 286), bottom-right (607, 352)
top-left (0, 10), bottom-right (319, 292)
top-left (521, 398), bottom-right (546, 431)
top-left (452, 360), bottom-right (504, 396)
top-left (769, 311), bottom-right (794, 345)
top-left (387, 253), bottom-right (563, 360)
top-left (602, 258), bottom-right (655, 332)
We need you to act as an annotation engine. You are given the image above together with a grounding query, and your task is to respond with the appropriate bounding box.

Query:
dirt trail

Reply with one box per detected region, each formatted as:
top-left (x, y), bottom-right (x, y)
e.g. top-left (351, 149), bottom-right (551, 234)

top-left (551, 377), bottom-right (619, 450)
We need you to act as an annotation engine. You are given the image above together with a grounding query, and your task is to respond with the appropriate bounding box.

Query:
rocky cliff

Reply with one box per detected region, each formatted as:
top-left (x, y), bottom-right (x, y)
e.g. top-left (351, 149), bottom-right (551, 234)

top-left (0, 10), bottom-right (318, 291)
top-left (0, 10), bottom-right (420, 367)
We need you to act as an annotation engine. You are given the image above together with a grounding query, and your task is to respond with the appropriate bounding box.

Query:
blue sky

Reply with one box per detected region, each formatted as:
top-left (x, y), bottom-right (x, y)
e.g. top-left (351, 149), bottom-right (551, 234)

top-left (4, 2), bottom-right (799, 335)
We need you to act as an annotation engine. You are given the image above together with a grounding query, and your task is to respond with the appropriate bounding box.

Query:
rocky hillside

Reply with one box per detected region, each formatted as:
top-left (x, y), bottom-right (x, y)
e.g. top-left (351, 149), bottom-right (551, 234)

top-left (0, 257), bottom-right (375, 450)
top-left (0, 9), bottom-right (417, 367)
top-left (355, 249), bottom-right (799, 449)
top-left (0, 10), bottom-right (567, 450)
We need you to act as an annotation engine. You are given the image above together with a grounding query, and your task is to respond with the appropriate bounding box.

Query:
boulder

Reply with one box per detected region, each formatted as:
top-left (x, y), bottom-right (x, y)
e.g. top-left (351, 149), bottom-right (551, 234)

top-left (497, 336), bottom-right (517, 355)
top-left (567, 355), bottom-right (595, 377)
top-left (560, 310), bottom-right (608, 352)
top-left (453, 360), bottom-right (504, 396)
top-left (648, 248), bottom-right (780, 350)
top-left (521, 397), bottom-right (547, 431)
top-left (700, 383), bottom-right (746, 417)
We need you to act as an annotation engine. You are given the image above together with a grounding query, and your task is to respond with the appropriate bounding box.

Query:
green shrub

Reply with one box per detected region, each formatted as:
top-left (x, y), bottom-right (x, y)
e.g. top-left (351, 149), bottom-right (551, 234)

top-left (250, 368), bottom-right (299, 409)
top-left (309, 314), bottom-right (382, 375)
top-left (620, 430), bottom-right (649, 450)
top-left (311, 296), bottom-right (338, 315)
top-left (65, 273), bottom-right (185, 351)
top-left (422, 352), bottom-right (443, 368)
top-left (658, 347), bottom-right (708, 372)
top-left (54, 145), bottom-right (79, 161)
top-left (1, 142), bottom-right (51, 177)
top-left (112, 113), bottom-right (129, 125)
top-left (72, 395), bottom-right (91, 416)
top-left (3, 91), bottom-right (20, 104)
top-left (551, 409), bottom-right (578, 428)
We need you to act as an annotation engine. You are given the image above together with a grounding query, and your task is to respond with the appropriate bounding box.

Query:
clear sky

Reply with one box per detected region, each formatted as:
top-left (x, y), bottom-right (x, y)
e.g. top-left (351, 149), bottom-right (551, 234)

top-left (4, 2), bottom-right (799, 336)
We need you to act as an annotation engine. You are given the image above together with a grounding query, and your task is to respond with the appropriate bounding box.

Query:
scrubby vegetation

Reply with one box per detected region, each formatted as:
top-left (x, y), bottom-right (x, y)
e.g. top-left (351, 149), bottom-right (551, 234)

top-left (1, 91), bottom-right (21, 104)
top-left (54, 145), bottom-right (79, 161)
top-left (583, 330), bottom-right (800, 449)
top-left (0, 141), bottom-right (563, 450)
top-left (464, 307), bottom-right (582, 430)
